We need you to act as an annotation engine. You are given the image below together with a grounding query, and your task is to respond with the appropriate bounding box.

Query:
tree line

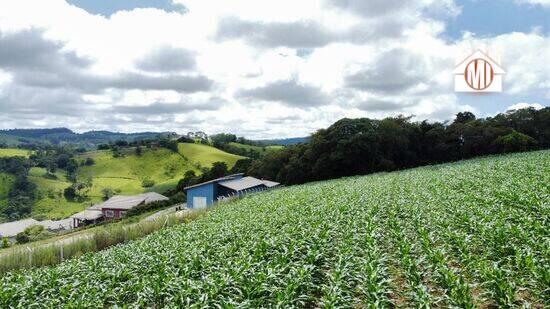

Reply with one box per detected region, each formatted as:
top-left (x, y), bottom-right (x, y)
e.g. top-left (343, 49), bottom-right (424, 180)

top-left (245, 107), bottom-right (549, 185)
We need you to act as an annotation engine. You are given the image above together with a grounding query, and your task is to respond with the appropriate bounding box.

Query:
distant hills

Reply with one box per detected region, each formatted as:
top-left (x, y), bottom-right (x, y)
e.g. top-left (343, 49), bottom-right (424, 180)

top-left (256, 137), bottom-right (309, 146)
top-left (0, 128), bottom-right (177, 148)
top-left (0, 128), bottom-right (309, 148)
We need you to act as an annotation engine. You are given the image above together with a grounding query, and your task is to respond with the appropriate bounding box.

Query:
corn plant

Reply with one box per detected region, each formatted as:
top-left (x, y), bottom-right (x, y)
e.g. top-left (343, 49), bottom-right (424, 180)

top-left (0, 150), bottom-right (548, 308)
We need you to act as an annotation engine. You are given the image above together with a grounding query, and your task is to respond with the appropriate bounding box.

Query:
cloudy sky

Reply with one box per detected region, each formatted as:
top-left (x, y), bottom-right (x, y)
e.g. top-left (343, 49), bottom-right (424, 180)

top-left (0, 0), bottom-right (548, 139)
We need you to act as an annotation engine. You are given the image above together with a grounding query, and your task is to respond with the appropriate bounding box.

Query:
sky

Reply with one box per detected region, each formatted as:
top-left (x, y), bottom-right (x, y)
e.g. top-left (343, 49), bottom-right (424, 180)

top-left (0, 0), bottom-right (548, 139)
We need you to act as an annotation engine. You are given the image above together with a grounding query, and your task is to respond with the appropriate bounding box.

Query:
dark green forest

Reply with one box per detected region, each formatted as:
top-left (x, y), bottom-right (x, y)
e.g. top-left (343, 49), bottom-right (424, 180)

top-left (247, 107), bottom-right (550, 185)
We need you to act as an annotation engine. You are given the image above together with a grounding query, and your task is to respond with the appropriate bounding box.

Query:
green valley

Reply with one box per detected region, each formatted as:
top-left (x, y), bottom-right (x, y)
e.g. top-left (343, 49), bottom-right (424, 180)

top-left (1, 143), bottom-right (244, 220)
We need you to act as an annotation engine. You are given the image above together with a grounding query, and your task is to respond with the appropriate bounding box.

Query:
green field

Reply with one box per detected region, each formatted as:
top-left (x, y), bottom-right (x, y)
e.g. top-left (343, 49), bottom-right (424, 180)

top-left (28, 167), bottom-right (99, 220)
top-left (29, 144), bottom-right (242, 219)
top-left (178, 143), bottom-right (244, 168)
top-left (1, 150), bottom-right (547, 307)
top-left (228, 142), bottom-right (283, 154)
top-left (0, 148), bottom-right (30, 158)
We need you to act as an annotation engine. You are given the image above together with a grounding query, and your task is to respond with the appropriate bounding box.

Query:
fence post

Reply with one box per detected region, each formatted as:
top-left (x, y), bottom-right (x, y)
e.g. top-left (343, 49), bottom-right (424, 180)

top-left (60, 246), bottom-right (64, 262)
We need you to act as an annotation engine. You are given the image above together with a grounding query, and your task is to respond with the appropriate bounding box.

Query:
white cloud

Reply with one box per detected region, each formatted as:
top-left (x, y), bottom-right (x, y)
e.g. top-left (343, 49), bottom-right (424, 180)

top-left (515, 0), bottom-right (550, 7)
top-left (506, 102), bottom-right (544, 111)
top-left (0, 0), bottom-right (547, 138)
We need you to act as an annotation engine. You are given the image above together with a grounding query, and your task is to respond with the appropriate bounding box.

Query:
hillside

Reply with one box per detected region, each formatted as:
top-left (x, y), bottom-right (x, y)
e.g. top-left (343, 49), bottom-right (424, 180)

top-left (0, 128), bottom-right (176, 148)
top-left (29, 143), bottom-right (243, 219)
top-left (1, 150), bottom-right (547, 307)
top-left (255, 137), bottom-right (309, 146)
top-left (0, 148), bottom-right (30, 158)
top-left (177, 143), bottom-right (244, 169)
top-left (228, 142), bottom-right (283, 155)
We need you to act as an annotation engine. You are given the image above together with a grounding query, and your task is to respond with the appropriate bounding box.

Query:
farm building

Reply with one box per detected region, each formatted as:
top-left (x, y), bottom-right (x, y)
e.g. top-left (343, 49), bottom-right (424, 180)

top-left (71, 192), bottom-right (169, 227)
top-left (0, 218), bottom-right (72, 242)
top-left (184, 173), bottom-right (279, 209)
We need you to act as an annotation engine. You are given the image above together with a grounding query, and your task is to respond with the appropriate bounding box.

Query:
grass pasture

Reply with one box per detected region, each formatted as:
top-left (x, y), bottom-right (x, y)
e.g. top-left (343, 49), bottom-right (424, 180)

top-left (228, 142), bottom-right (283, 155)
top-left (0, 148), bottom-right (30, 158)
top-left (77, 147), bottom-right (196, 197)
top-left (0, 151), bottom-right (547, 307)
top-left (178, 143), bottom-right (244, 169)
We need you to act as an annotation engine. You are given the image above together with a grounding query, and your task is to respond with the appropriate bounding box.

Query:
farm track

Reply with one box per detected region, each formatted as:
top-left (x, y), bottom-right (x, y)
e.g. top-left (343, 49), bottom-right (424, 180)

top-left (0, 151), bottom-right (548, 307)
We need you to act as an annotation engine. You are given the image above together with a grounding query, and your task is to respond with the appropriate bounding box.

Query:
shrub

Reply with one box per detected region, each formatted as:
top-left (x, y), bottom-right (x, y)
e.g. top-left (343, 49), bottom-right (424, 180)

top-left (63, 186), bottom-right (76, 200)
top-left (101, 188), bottom-right (114, 201)
top-left (15, 232), bottom-right (29, 244)
top-left (1, 237), bottom-right (9, 248)
top-left (141, 177), bottom-right (155, 188)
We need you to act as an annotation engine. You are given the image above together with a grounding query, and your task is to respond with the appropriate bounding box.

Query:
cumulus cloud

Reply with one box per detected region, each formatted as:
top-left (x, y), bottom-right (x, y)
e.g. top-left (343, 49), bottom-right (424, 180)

top-left (0, 28), bottom-right (91, 71)
top-left (110, 98), bottom-right (222, 115)
top-left (215, 16), bottom-right (408, 48)
top-left (238, 78), bottom-right (329, 107)
top-left (325, 0), bottom-right (414, 17)
top-left (506, 102), bottom-right (544, 111)
top-left (356, 99), bottom-right (416, 112)
top-left (0, 0), bottom-right (547, 137)
top-left (0, 28), bottom-right (212, 93)
top-left (344, 49), bottom-right (429, 94)
top-left (136, 46), bottom-right (196, 72)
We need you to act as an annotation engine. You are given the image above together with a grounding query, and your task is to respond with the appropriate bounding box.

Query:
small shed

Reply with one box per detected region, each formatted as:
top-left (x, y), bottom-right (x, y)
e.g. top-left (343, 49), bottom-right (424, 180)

top-left (95, 192), bottom-right (169, 220)
top-left (185, 174), bottom-right (279, 209)
top-left (70, 209), bottom-right (104, 228)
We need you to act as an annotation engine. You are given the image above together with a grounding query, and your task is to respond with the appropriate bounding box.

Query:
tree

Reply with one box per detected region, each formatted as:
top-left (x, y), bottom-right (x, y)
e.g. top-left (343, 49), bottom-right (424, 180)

top-left (135, 145), bottom-right (142, 156)
top-left (230, 158), bottom-right (253, 174)
top-left (495, 130), bottom-right (537, 153)
top-left (177, 170), bottom-right (198, 190)
top-left (84, 157), bottom-right (95, 166)
top-left (63, 186), bottom-right (77, 200)
top-left (454, 111), bottom-right (476, 124)
top-left (204, 162), bottom-right (228, 180)
top-left (101, 188), bottom-right (114, 201)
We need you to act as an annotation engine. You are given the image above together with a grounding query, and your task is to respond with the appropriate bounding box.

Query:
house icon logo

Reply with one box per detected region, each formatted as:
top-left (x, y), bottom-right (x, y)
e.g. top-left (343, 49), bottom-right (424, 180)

top-left (454, 50), bottom-right (505, 92)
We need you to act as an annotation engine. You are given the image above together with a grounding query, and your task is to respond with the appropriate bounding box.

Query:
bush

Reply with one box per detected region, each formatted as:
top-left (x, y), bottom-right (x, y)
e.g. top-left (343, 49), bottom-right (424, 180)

top-left (141, 177), bottom-right (155, 188)
top-left (1, 237), bottom-right (9, 248)
top-left (63, 186), bottom-right (76, 200)
top-left (101, 188), bottom-right (114, 201)
top-left (15, 232), bottom-right (29, 244)
top-left (84, 157), bottom-right (95, 166)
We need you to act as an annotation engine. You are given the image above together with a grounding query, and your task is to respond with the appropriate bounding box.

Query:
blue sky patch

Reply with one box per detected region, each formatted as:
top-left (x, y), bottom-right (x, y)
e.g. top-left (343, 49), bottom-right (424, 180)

top-left (445, 0), bottom-right (549, 40)
top-left (67, 0), bottom-right (187, 16)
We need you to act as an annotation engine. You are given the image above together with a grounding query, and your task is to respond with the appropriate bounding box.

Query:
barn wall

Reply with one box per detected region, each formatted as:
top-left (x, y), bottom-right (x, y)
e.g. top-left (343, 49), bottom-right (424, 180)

top-left (186, 183), bottom-right (216, 208)
top-left (101, 208), bottom-right (127, 220)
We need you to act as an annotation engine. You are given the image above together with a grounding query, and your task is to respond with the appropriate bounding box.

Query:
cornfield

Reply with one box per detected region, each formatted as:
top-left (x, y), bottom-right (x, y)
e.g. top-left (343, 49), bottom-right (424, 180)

top-left (1, 151), bottom-right (548, 307)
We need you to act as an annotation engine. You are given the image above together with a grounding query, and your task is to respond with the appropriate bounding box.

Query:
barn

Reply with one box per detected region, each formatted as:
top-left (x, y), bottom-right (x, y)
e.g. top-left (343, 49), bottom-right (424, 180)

top-left (184, 173), bottom-right (279, 209)
top-left (71, 192), bottom-right (169, 227)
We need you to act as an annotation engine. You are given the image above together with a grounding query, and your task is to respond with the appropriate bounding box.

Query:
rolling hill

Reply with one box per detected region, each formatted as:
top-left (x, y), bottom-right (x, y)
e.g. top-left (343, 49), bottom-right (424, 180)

top-left (0, 128), bottom-right (176, 148)
top-left (27, 143), bottom-right (244, 219)
top-left (1, 151), bottom-right (547, 307)
top-left (177, 143), bottom-right (244, 169)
